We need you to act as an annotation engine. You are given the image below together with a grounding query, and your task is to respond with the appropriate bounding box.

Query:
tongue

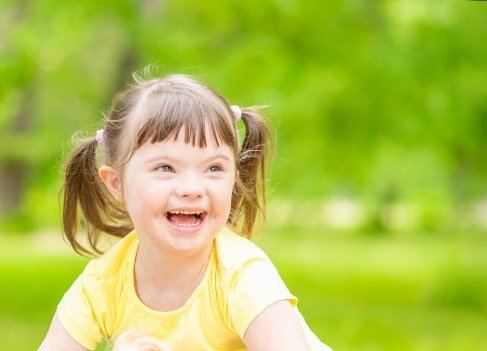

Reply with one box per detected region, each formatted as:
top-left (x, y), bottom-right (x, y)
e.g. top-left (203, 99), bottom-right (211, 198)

top-left (168, 213), bottom-right (198, 225)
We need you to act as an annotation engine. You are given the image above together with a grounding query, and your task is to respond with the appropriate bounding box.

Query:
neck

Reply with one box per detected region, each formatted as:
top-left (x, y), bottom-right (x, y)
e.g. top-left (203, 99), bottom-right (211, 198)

top-left (136, 242), bottom-right (212, 287)
top-left (133, 242), bottom-right (213, 311)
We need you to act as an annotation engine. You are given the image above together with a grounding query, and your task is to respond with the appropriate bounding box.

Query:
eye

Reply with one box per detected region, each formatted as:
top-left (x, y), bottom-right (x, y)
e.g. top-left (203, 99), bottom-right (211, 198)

top-left (156, 164), bottom-right (174, 173)
top-left (207, 164), bottom-right (223, 173)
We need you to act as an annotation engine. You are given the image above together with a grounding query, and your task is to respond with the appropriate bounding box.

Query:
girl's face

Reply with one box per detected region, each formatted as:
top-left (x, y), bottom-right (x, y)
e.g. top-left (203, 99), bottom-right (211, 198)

top-left (106, 128), bottom-right (236, 258)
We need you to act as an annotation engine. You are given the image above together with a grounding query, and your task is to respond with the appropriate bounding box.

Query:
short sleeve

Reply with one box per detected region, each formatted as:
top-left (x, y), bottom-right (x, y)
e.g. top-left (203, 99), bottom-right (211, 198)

top-left (56, 260), bottom-right (105, 350)
top-left (226, 258), bottom-right (297, 338)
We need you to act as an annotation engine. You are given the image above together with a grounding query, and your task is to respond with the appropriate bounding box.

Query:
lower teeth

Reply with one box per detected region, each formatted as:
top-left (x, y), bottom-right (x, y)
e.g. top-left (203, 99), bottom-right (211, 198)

top-left (172, 218), bottom-right (202, 227)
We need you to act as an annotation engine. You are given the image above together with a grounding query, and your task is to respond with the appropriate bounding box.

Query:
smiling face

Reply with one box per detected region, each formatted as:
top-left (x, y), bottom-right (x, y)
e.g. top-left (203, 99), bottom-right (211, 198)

top-left (108, 129), bottom-right (236, 258)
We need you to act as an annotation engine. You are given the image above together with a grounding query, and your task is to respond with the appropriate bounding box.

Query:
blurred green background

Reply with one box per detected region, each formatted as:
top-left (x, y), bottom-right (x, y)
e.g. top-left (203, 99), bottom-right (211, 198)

top-left (0, 0), bottom-right (486, 350)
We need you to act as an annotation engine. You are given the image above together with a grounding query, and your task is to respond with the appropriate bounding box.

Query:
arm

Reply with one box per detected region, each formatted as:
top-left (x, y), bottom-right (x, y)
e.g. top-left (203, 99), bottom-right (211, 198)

top-left (243, 300), bottom-right (309, 351)
top-left (38, 313), bottom-right (89, 351)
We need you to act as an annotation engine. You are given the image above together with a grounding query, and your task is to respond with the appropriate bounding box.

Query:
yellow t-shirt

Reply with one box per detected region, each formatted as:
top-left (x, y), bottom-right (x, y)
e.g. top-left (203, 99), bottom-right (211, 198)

top-left (57, 228), bottom-right (332, 350)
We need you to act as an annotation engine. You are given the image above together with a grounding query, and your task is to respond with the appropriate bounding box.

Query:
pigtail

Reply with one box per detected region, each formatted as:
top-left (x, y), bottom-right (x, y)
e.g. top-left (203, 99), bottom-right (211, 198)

top-left (62, 137), bottom-right (132, 256)
top-left (231, 106), bottom-right (273, 238)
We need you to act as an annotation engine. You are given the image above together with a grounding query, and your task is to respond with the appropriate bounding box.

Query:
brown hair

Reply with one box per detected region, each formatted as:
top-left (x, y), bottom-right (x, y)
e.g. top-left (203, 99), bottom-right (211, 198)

top-left (62, 74), bottom-right (272, 255)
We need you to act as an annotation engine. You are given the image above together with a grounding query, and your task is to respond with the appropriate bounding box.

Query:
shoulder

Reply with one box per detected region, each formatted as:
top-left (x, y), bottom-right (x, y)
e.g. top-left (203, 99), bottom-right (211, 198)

top-left (56, 231), bottom-right (138, 348)
top-left (89, 230), bottom-right (138, 279)
top-left (66, 230), bottom-right (138, 303)
top-left (213, 227), bottom-right (286, 288)
top-left (212, 227), bottom-right (297, 338)
top-left (214, 227), bottom-right (270, 271)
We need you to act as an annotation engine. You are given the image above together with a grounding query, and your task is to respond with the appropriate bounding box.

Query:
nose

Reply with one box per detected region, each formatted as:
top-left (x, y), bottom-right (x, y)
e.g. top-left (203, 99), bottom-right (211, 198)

top-left (174, 172), bottom-right (205, 198)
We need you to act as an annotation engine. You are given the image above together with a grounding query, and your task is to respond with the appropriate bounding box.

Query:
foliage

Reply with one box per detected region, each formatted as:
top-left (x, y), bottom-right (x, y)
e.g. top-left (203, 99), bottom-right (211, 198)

top-left (0, 0), bottom-right (486, 232)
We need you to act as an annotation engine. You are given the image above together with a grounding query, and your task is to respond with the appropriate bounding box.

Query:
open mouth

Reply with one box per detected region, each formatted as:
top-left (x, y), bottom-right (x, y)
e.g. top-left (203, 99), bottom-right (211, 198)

top-left (166, 210), bottom-right (207, 227)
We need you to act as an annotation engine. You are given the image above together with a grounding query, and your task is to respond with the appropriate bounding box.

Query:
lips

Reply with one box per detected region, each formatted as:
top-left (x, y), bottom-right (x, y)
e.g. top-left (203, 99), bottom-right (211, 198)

top-left (166, 210), bottom-right (208, 227)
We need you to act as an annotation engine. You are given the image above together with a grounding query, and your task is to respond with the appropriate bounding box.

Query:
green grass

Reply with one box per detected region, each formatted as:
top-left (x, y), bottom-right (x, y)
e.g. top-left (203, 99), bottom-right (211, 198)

top-left (1, 229), bottom-right (486, 350)
top-left (258, 229), bottom-right (487, 350)
top-left (0, 235), bottom-right (88, 350)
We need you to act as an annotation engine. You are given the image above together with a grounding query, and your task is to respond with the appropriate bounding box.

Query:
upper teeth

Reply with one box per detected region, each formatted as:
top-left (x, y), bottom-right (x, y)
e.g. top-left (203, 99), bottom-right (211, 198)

top-left (170, 210), bottom-right (203, 215)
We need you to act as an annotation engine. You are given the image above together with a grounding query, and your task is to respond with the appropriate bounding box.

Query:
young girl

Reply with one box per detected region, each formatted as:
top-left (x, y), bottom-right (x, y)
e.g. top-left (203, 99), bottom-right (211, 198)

top-left (38, 73), bottom-right (333, 351)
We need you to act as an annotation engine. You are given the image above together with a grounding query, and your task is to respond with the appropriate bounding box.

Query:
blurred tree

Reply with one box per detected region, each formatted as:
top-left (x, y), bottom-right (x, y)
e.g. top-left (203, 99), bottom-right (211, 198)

top-left (0, 0), bottom-right (485, 232)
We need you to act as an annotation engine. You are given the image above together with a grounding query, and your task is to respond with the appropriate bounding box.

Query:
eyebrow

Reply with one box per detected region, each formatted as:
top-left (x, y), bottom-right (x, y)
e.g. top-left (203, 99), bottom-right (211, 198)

top-left (146, 154), bottom-right (232, 165)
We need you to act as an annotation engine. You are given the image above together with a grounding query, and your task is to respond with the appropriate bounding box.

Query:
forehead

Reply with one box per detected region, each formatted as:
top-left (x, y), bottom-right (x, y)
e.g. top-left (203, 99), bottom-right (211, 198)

top-left (117, 95), bottom-right (237, 166)
top-left (131, 126), bottom-right (235, 162)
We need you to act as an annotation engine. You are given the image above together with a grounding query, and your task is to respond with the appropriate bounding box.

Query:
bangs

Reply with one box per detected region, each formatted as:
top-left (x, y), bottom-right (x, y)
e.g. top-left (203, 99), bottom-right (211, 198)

top-left (132, 90), bottom-right (235, 151)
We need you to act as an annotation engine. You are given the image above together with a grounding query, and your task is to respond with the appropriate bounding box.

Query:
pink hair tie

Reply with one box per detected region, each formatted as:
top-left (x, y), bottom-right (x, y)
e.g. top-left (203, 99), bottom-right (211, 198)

top-left (95, 129), bottom-right (105, 145)
top-left (230, 105), bottom-right (242, 121)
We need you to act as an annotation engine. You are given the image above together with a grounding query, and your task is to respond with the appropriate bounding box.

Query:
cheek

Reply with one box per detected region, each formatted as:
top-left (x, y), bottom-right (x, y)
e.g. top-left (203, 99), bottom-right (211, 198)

top-left (123, 179), bottom-right (166, 213)
top-left (210, 179), bottom-right (235, 211)
top-left (222, 180), bottom-right (236, 209)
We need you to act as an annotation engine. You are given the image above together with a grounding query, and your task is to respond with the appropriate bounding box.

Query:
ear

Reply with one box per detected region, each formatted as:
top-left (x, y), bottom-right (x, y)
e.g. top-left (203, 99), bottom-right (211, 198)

top-left (99, 166), bottom-right (124, 202)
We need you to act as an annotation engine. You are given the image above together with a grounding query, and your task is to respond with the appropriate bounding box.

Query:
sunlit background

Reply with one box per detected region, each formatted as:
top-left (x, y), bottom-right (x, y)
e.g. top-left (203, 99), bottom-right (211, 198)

top-left (0, 1), bottom-right (486, 350)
